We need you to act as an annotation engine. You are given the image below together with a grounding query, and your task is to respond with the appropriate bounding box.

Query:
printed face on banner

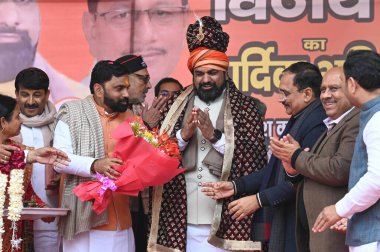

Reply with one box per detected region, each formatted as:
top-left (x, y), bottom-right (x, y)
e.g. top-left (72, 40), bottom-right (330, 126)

top-left (0, 0), bottom-right (40, 83)
top-left (83, 0), bottom-right (188, 93)
top-left (320, 68), bottom-right (351, 120)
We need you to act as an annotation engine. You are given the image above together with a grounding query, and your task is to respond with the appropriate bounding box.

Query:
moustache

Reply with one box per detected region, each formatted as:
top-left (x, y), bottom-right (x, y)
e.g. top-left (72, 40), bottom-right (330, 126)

top-left (323, 98), bottom-right (335, 103)
top-left (119, 97), bottom-right (129, 104)
top-left (24, 104), bottom-right (39, 109)
top-left (200, 82), bottom-right (216, 88)
top-left (0, 26), bottom-right (29, 39)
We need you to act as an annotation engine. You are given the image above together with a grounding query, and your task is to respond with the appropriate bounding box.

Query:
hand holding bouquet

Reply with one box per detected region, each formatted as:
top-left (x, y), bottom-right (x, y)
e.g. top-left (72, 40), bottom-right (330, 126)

top-left (74, 117), bottom-right (185, 214)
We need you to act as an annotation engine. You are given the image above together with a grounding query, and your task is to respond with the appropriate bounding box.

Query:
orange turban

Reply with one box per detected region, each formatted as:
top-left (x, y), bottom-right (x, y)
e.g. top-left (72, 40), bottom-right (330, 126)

top-left (187, 47), bottom-right (229, 72)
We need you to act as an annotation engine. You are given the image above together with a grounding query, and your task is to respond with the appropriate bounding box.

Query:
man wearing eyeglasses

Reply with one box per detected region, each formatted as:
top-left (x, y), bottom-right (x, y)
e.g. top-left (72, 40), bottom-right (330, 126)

top-left (82, 0), bottom-right (189, 103)
top-left (270, 67), bottom-right (359, 251)
top-left (202, 62), bottom-right (327, 252)
top-left (114, 54), bottom-right (168, 252)
top-left (115, 55), bottom-right (167, 128)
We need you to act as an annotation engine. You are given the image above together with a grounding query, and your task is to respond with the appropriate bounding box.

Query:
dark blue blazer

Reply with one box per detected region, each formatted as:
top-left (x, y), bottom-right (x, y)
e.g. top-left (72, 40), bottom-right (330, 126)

top-left (235, 100), bottom-right (326, 252)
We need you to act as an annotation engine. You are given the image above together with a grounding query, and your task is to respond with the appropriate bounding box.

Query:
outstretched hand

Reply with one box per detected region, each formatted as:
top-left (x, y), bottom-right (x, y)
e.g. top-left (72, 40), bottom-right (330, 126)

top-left (28, 147), bottom-right (70, 169)
top-left (201, 181), bottom-right (234, 199)
top-left (330, 217), bottom-right (348, 233)
top-left (312, 204), bottom-right (341, 233)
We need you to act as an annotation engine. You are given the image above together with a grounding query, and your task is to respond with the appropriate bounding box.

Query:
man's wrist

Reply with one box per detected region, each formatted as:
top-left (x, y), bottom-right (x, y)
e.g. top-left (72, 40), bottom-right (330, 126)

top-left (90, 160), bottom-right (96, 174)
top-left (26, 150), bottom-right (35, 164)
top-left (181, 130), bottom-right (190, 142)
top-left (256, 194), bottom-right (263, 208)
top-left (209, 129), bottom-right (222, 144)
top-left (231, 181), bottom-right (237, 196)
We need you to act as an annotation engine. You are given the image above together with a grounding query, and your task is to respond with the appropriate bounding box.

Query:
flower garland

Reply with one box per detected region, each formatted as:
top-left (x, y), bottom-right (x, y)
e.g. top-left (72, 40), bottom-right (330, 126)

top-left (0, 173), bottom-right (8, 252)
top-left (0, 144), bottom-right (26, 250)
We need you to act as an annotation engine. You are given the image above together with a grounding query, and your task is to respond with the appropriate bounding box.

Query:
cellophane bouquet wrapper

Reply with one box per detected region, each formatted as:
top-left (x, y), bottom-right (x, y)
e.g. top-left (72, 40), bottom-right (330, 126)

top-left (73, 117), bottom-right (185, 214)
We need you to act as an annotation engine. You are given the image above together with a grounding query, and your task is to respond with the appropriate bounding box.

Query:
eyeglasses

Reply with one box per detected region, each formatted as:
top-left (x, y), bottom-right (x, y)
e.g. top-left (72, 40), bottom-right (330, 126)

top-left (278, 88), bottom-right (305, 99)
top-left (159, 90), bottom-right (181, 97)
top-left (95, 6), bottom-right (187, 27)
top-left (130, 73), bottom-right (150, 84)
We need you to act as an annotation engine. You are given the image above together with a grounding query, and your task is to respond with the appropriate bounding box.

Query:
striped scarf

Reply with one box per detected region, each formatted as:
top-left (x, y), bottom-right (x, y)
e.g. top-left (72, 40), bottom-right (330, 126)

top-left (56, 95), bottom-right (108, 240)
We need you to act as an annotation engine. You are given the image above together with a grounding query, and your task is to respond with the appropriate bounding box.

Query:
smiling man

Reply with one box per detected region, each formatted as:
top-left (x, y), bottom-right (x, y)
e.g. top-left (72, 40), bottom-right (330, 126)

top-left (148, 16), bottom-right (267, 252)
top-left (82, 0), bottom-right (189, 103)
top-left (269, 67), bottom-right (360, 251)
top-left (313, 50), bottom-right (380, 252)
top-left (0, 0), bottom-right (89, 105)
top-left (202, 62), bottom-right (327, 252)
top-left (14, 67), bottom-right (60, 252)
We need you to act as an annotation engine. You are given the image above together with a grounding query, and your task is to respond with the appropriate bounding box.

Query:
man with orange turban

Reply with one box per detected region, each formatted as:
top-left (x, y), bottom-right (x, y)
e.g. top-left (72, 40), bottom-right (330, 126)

top-left (148, 16), bottom-right (267, 251)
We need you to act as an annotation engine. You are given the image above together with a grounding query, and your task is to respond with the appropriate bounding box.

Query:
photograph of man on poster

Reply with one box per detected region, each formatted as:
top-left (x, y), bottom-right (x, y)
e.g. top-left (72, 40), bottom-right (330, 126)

top-left (0, 0), bottom-right (89, 105)
top-left (81, 0), bottom-right (189, 102)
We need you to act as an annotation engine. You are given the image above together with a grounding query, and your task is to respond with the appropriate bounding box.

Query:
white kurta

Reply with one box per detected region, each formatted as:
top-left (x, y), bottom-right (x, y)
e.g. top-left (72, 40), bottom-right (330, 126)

top-left (335, 112), bottom-right (380, 252)
top-left (53, 120), bottom-right (135, 252)
top-left (21, 125), bottom-right (59, 252)
top-left (176, 93), bottom-right (230, 251)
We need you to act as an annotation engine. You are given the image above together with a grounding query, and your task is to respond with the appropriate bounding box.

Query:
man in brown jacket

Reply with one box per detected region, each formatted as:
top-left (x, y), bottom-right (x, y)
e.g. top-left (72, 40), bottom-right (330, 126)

top-left (270, 67), bottom-right (360, 251)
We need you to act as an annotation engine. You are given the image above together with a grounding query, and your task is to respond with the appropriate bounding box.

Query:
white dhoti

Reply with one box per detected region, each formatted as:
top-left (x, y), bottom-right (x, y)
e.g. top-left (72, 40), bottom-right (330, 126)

top-left (186, 224), bottom-right (230, 252)
top-left (63, 228), bottom-right (135, 252)
top-left (34, 230), bottom-right (59, 252)
top-left (350, 242), bottom-right (380, 252)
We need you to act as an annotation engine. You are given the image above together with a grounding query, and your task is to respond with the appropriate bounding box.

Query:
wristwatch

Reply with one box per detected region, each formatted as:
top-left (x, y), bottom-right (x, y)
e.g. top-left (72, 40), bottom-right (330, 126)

top-left (210, 129), bottom-right (223, 144)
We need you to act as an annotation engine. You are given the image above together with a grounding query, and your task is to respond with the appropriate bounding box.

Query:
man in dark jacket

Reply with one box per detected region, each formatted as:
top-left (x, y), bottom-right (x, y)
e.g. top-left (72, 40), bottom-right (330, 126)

top-left (203, 62), bottom-right (326, 252)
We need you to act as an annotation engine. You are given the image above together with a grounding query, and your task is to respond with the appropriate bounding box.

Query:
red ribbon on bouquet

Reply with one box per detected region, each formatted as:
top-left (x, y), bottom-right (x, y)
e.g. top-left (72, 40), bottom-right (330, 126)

top-left (73, 117), bottom-right (185, 214)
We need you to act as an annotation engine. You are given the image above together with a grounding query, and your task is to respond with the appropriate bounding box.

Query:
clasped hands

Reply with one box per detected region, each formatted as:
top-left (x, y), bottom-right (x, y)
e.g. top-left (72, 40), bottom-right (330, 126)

top-left (269, 134), bottom-right (311, 175)
top-left (271, 136), bottom-right (347, 234)
top-left (181, 107), bottom-right (214, 142)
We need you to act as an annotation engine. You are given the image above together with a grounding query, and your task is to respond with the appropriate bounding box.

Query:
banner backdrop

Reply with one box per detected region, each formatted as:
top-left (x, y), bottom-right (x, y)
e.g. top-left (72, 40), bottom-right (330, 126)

top-left (0, 0), bottom-right (378, 138)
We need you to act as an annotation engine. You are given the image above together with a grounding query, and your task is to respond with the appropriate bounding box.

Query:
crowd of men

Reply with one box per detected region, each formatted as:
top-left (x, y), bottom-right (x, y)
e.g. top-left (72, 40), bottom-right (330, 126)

top-left (1, 13), bottom-right (380, 252)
